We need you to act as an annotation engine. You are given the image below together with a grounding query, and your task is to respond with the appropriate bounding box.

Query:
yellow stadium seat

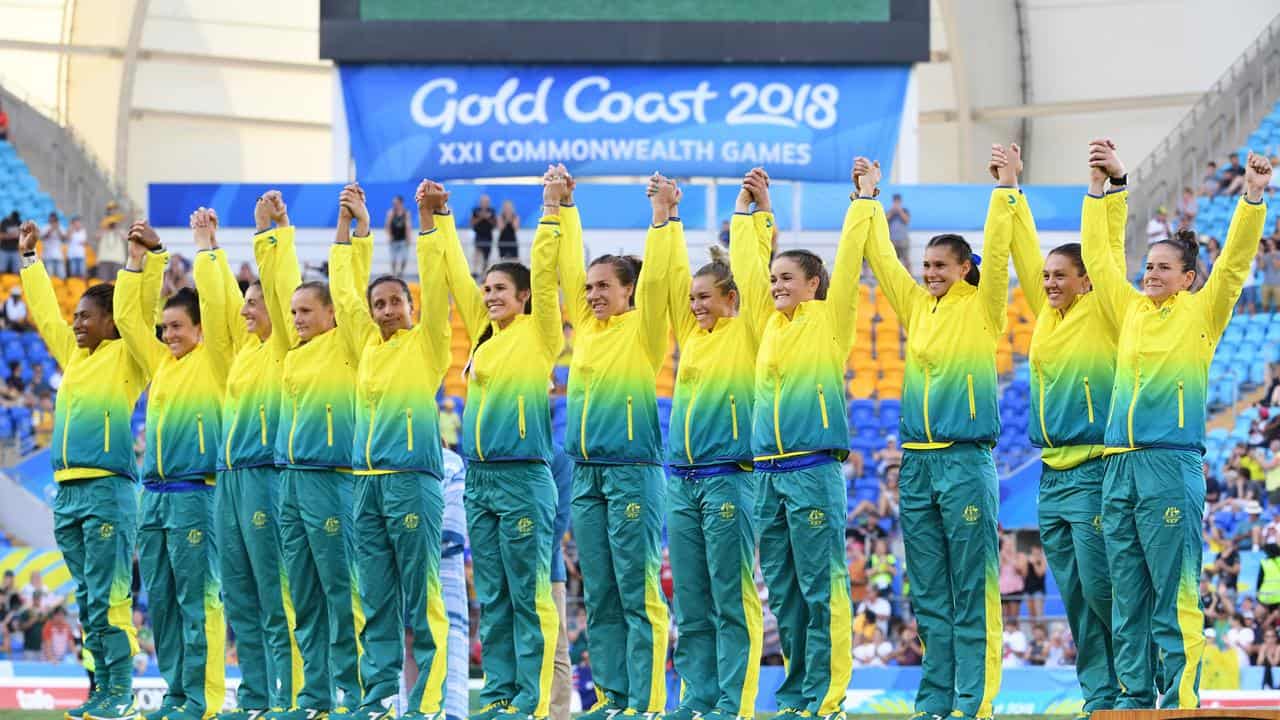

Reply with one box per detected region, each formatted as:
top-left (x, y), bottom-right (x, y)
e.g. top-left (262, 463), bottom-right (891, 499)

top-left (848, 375), bottom-right (876, 399)
top-left (878, 354), bottom-right (905, 374)
top-left (1011, 328), bottom-right (1033, 355)
top-left (875, 377), bottom-right (903, 399)
top-left (996, 349), bottom-right (1013, 375)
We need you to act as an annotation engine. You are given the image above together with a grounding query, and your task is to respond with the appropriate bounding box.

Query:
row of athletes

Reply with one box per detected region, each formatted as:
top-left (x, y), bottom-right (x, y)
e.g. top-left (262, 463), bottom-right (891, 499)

top-left (14, 139), bottom-right (1272, 720)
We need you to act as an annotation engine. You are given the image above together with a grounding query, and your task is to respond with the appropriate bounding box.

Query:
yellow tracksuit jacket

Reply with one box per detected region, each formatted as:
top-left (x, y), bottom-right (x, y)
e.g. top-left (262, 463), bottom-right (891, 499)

top-left (328, 232), bottom-right (451, 477)
top-left (432, 211), bottom-right (564, 464)
top-left (1011, 190), bottom-right (1128, 470)
top-left (1083, 194), bottom-right (1268, 451)
top-left (21, 258), bottom-right (161, 481)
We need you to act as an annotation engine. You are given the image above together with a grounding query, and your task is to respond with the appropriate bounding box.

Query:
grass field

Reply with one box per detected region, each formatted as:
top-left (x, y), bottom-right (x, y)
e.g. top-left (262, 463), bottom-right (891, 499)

top-left (0, 707), bottom-right (1064, 712)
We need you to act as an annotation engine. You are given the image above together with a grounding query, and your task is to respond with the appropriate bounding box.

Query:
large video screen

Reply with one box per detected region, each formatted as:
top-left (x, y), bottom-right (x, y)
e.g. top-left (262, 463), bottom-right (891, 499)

top-left (320, 0), bottom-right (928, 64)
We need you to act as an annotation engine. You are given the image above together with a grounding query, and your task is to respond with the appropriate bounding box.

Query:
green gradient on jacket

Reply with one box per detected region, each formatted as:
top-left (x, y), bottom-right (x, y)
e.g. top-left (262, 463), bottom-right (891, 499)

top-left (864, 189), bottom-right (1017, 446)
top-left (1082, 195), bottom-right (1267, 451)
top-left (430, 213), bottom-right (565, 463)
top-left (752, 200), bottom-right (870, 459)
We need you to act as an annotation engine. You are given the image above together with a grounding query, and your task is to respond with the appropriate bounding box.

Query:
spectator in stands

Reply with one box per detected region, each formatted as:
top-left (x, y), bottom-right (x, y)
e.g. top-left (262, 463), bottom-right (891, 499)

top-left (888, 194), bottom-right (912, 266)
top-left (496, 199), bottom-right (519, 259)
top-left (1200, 161), bottom-right (1220, 196)
top-left (999, 533), bottom-right (1027, 623)
top-left (1145, 206), bottom-right (1171, 244)
top-left (1201, 235), bottom-right (1221, 276)
top-left (1045, 623), bottom-right (1074, 667)
top-left (1026, 624), bottom-right (1049, 666)
top-left (132, 608), bottom-right (155, 660)
top-left (0, 101), bottom-right (9, 141)
top-left (235, 261), bottom-right (254, 293)
top-left (852, 626), bottom-right (892, 668)
top-left (1262, 238), bottom-right (1280, 313)
top-left (1256, 628), bottom-right (1280, 684)
top-left (847, 537), bottom-right (868, 604)
top-left (873, 435), bottom-right (902, 472)
top-left (39, 213), bottom-right (66, 278)
top-left (1237, 500), bottom-right (1266, 550)
top-left (94, 207), bottom-right (126, 279)
top-left (1206, 461), bottom-right (1223, 506)
top-left (1258, 544), bottom-right (1280, 615)
top-left (0, 361), bottom-right (24, 405)
top-left (384, 194), bottom-right (412, 277)
top-left (1219, 153), bottom-right (1247, 196)
top-left (1002, 622), bottom-right (1029, 667)
top-left (842, 449), bottom-right (865, 482)
top-left (1262, 439), bottom-right (1280, 506)
top-left (0, 211), bottom-right (21, 273)
top-left (868, 537), bottom-right (898, 598)
top-left (18, 590), bottom-right (45, 659)
top-left (42, 605), bottom-right (73, 662)
top-left (889, 621), bottom-right (923, 666)
top-left (470, 194), bottom-right (497, 269)
top-left (717, 220), bottom-right (730, 248)
top-left (1226, 613), bottom-right (1256, 665)
top-left (161, 253), bottom-right (191, 298)
top-left (1, 570), bottom-right (13, 600)
top-left (438, 397), bottom-right (460, 450)
top-left (63, 216), bottom-right (86, 278)
top-left (856, 585), bottom-right (892, 637)
top-left (1024, 545), bottom-right (1047, 623)
top-left (27, 362), bottom-right (51, 398)
top-left (1216, 538), bottom-right (1242, 592)
top-left (1, 286), bottom-right (27, 331)
top-left (1177, 186), bottom-right (1198, 230)
top-left (1205, 583), bottom-right (1234, 627)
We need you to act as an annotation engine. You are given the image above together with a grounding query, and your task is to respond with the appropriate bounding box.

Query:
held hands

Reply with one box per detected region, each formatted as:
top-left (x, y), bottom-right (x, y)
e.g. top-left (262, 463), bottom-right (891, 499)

top-left (543, 164), bottom-right (576, 204)
top-left (543, 174), bottom-right (567, 209)
top-left (1087, 139), bottom-right (1125, 180)
top-left (742, 167), bottom-right (772, 213)
top-left (189, 208), bottom-right (217, 251)
top-left (1244, 151), bottom-right (1273, 201)
top-left (415, 179), bottom-right (450, 213)
top-left (852, 157), bottom-right (881, 198)
top-left (17, 221), bottom-right (38, 255)
top-left (254, 190), bottom-right (288, 232)
top-left (339, 184), bottom-right (370, 236)
top-left (988, 144), bottom-right (1021, 187)
top-left (127, 220), bottom-right (161, 252)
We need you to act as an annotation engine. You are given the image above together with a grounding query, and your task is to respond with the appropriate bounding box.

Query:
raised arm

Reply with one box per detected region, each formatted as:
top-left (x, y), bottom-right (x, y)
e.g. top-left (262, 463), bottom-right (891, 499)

top-left (860, 166), bottom-right (926, 325)
top-left (1082, 141), bottom-right (1143, 315)
top-left (1095, 144), bottom-right (1131, 274)
top-left (1201, 152), bottom-right (1270, 335)
top-left (976, 144), bottom-right (1019, 334)
top-left (189, 209), bottom-right (234, 383)
top-left (532, 178), bottom-right (567, 360)
top-left (432, 188), bottom-right (488, 344)
top-left (635, 179), bottom-right (674, 372)
top-left (330, 186), bottom-right (378, 360)
top-left (554, 165), bottom-right (591, 330)
top-left (734, 168), bottom-right (775, 341)
top-left (412, 180), bottom-right (453, 376)
top-left (1008, 155), bottom-right (1047, 317)
top-left (828, 158), bottom-right (876, 353)
top-left (114, 225), bottom-right (169, 377)
top-left (253, 191), bottom-right (302, 351)
top-left (659, 175), bottom-right (697, 348)
top-left (16, 222), bottom-right (74, 367)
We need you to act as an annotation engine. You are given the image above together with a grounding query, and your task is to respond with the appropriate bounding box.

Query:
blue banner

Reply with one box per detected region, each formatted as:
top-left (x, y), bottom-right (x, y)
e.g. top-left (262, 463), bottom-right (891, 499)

top-left (339, 64), bottom-right (910, 182)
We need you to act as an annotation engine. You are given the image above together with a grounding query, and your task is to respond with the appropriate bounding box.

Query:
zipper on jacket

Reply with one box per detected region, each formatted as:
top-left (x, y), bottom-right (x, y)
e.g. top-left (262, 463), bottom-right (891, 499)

top-left (517, 396), bottom-right (526, 439)
top-left (1035, 366), bottom-right (1053, 448)
top-left (626, 396), bottom-right (634, 442)
top-left (365, 402), bottom-right (376, 470)
top-left (966, 374), bottom-right (976, 420)
top-left (259, 404), bottom-right (268, 446)
top-left (1177, 380), bottom-right (1185, 429)
top-left (325, 404), bottom-right (334, 447)
top-left (406, 408), bottom-right (414, 451)
top-left (817, 384), bottom-right (830, 429)
top-left (1083, 378), bottom-right (1095, 424)
top-left (1126, 369), bottom-right (1140, 448)
top-left (60, 400), bottom-right (72, 469)
top-left (102, 409), bottom-right (110, 455)
top-left (579, 384), bottom-right (590, 461)
top-left (730, 395), bottom-right (739, 441)
top-left (287, 398), bottom-right (299, 464)
top-left (773, 371), bottom-right (785, 454)
top-left (197, 414), bottom-right (206, 455)
top-left (225, 417), bottom-right (236, 470)
top-left (475, 386), bottom-right (488, 461)
top-left (684, 391), bottom-right (697, 464)
top-left (922, 368), bottom-right (934, 443)
top-left (156, 413), bottom-right (166, 479)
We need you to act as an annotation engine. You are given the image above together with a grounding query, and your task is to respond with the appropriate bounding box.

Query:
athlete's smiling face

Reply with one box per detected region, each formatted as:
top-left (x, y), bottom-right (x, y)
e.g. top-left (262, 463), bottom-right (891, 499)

top-left (769, 256), bottom-right (819, 314)
top-left (483, 269), bottom-right (529, 326)
top-left (689, 274), bottom-right (736, 331)
top-left (240, 283), bottom-right (271, 338)
top-left (160, 306), bottom-right (200, 359)
top-left (291, 286), bottom-right (335, 342)
top-left (1143, 243), bottom-right (1195, 303)
top-left (1042, 251), bottom-right (1089, 310)
top-left (921, 245), bottom-right (969, 298)
top-left (585, 263), bottom-right (633, 320)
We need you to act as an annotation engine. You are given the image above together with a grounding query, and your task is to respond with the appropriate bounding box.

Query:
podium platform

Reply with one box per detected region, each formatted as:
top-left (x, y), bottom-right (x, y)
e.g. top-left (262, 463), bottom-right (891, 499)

top-left (1093, 711), bottom-right (1280, 719)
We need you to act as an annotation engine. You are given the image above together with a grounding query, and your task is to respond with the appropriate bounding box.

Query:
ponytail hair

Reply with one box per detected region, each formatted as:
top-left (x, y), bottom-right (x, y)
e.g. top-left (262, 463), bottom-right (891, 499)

top-left (927, 233), bottom-right (980, 285)
top-left (163, 287), bottom-right (201, 325)
top-left (1047, 242), bottom-right (1086, 275)
top-left (472, 262), bottom-right (534, 353)
top-left (694, 245), bottom-right (738, 302)
top-left (1152, 228), bottom-right (1200, 277)
top-left (589, 254), bottom-right (642, 306)
top-left (367, 275), bottom-right (412, 308)
top-left (774, 249), bottom-right (829, 300)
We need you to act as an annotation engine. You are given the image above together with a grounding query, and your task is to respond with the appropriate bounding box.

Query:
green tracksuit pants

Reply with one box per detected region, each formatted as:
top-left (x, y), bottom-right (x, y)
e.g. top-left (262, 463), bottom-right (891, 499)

top-left (278, 469), bottom-right (363, 711)
top-left (52, 476), bottom-right (140, 696)
top-left (354, 471), bottom-right (449, 714)
top-left (467, 461), bottom-right (558, 717)
top-left (215, 467), bottom-right (300, 710)
top-left (1037, 458), bottom-right (1118, 713)
top-left (571, 462), bottom-right (669, 713)
top-left (668, 469), bottom-right (763, 717)
top-left (899, 444), bottom-right (1001, 720)
top-left (137, 487), bottom-right (227, 718)
top-left (1102, 449), bottom-right (1204, 710)
top-left (754, 459), bottom-right (852, 717)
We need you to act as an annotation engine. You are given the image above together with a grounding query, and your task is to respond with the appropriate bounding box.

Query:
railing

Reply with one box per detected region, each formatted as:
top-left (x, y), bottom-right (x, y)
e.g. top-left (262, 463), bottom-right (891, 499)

top-left (1127, 13), bottom-right (1280, 263)
top-left (0, 84), bottom-right (131, 224)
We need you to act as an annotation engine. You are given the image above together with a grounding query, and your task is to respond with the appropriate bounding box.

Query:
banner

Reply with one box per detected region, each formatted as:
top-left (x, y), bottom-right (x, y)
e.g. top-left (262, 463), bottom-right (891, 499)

top-left (338, 64), bottom-right (910, 182)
